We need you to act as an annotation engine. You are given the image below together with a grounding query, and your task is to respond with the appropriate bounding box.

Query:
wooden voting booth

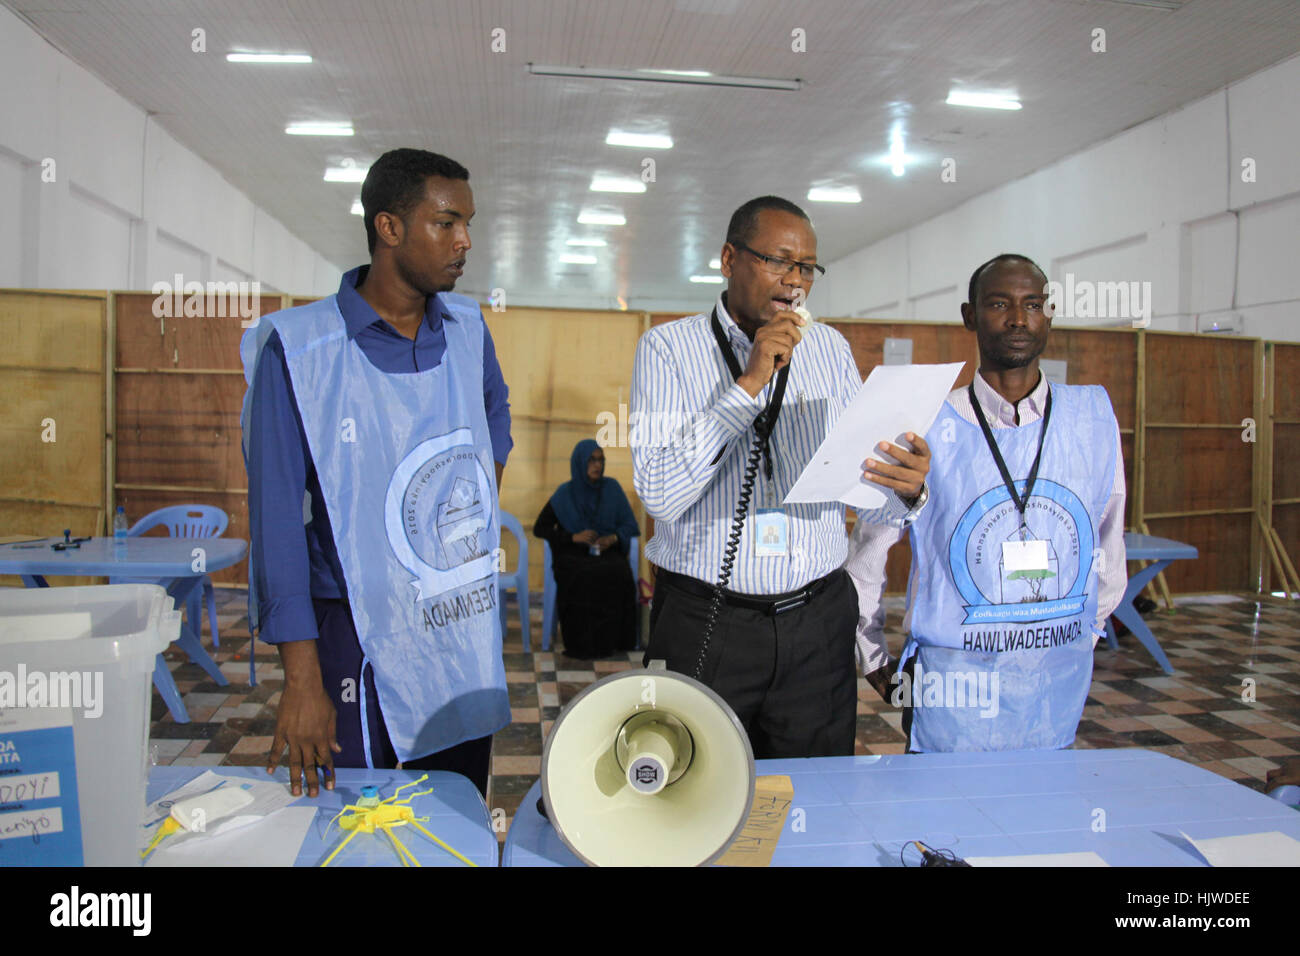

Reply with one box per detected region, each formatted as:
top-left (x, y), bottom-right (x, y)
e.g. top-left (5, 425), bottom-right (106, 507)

top-left (1, 287), bottom-right (1295, 605)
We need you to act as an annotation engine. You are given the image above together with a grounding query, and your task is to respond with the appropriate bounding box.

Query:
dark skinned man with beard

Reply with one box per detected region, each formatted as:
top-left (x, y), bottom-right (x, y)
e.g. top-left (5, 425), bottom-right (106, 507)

top-left (631, 196), bottom-right (931, 759)
top-left (244, 149), bottom-right (512, 797)
top-left (847, 254), bottom-right (1126, 752)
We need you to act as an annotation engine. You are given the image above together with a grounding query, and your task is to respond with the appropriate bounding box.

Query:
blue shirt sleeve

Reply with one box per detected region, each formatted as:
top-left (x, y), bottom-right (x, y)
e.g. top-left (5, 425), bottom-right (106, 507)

top-left (246, 329), bottom-right (320, 644)
top-left (482, 319), bottom-right (513, 467)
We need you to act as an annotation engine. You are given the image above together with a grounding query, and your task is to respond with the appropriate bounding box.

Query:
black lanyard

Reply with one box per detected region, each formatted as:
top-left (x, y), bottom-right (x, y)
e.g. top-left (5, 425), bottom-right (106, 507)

top-left (710, 308), bottom-right (789, 481)
top-left (968, 381), bottom-right (1052, 526)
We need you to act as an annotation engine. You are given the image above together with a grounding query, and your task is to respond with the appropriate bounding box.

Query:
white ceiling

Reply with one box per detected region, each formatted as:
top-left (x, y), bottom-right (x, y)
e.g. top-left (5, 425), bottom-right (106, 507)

top-left (7, 0), bottom-right (1300, 307)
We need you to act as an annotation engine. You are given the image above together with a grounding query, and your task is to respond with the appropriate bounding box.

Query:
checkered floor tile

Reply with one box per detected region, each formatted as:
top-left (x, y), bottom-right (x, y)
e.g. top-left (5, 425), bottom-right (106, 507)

top-left (150, 589), bottom-right (1300, 839)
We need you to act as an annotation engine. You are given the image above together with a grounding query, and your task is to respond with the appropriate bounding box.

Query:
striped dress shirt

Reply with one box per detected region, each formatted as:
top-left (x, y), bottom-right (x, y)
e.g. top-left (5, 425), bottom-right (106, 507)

top-left (846, 371), bottom-right (1127, 674)
top-left (631, 295), bottom-right (918, 595)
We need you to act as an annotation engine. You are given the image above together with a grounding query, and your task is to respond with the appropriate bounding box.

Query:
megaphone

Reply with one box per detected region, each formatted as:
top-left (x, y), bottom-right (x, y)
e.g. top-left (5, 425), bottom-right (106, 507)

top-left (540, 661), bottom-right (755, 866)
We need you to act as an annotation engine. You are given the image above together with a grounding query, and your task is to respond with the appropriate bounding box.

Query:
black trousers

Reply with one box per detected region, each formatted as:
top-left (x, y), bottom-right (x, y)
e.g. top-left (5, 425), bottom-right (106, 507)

top-left (644, 569), bottom-right (858, 759)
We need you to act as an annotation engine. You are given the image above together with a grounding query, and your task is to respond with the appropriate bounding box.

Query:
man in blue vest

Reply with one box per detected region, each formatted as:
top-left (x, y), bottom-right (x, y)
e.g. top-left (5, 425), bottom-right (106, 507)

top-left (847, 253), bottom-right (1127, 752)
top-left (245, 149), bottom-right (512, 797)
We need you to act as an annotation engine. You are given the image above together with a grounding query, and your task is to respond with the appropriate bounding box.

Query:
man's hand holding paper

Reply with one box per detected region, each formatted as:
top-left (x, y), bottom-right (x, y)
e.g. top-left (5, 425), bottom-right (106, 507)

top-left (784, 362), bottom-right (964, 509)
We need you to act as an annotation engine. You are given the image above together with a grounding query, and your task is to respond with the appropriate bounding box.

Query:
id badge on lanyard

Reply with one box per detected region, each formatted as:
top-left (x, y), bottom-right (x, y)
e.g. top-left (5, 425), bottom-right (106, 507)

top-left (711, 306), bottom-right (791, 557)
top-left (755, 483), bottom-right (789, 557)
top-left (969, 381), bottom-right (1054, 575)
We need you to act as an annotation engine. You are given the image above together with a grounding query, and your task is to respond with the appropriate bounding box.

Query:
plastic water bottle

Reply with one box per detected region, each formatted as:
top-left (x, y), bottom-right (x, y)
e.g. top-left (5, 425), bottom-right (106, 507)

top-left (113, 506), bottom-right (128, 546)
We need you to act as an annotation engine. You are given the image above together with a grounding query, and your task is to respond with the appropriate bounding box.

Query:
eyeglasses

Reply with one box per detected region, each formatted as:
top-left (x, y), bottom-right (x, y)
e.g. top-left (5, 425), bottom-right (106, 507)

top-left (732, 241), bottom-right (826, 280)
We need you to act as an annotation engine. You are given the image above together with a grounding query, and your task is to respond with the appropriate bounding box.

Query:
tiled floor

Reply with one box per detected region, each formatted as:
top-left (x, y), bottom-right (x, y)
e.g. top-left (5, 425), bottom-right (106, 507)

top-left (151, 589), bottom-right (1300, 840)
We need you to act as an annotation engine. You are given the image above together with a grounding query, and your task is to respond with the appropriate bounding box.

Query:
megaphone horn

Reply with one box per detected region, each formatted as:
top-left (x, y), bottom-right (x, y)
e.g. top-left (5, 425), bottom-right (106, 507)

top-left (541, 661), bottom-right (755, 866)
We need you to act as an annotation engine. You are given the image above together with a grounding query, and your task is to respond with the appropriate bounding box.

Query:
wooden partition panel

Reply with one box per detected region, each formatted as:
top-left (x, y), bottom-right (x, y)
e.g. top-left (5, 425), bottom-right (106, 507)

top-left (0, 291), bottom-right (107, 586)
top-left (1140, 333), bottom-right (1259, 592)
top-left (113, 292), bottom-right (285, 586)
top-left (1266, 342), bottom-right (1300, 593)
top-left (485, 306), bottom-right (647, 591)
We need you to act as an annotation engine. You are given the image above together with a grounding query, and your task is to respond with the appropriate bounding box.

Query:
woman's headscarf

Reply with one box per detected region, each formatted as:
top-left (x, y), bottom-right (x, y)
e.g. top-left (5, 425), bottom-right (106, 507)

top-left (548, 439), bottom-right (638, 540)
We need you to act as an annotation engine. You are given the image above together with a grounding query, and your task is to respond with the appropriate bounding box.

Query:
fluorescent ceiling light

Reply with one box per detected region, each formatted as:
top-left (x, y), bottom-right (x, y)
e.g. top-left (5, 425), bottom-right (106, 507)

top-left (890, 129), bottom-right (907, 177)
top-left (350, 200), bottom-right (363, 216)
top-left (690, 275), bottom-right (724, 284)
top-left (324, 166), bottom-right (368, 183)
top-left (807, 185), bottom-right (862, 204)
top-left (286, 122), bottom-right (353, 136)
top-left (946, 90), bottom-right (1022, 110)
top-left (606, 130), bottom-right (674, 150)
top-left (227, 52), bottom-right (312, 64)
top-left (1095, 0), bottom-right (1183, 9)
top-left (567, 238), bottom-right (607, 247)
top-left (709, 258), bottom-right (721, 270)
top-left (577, 210), bottom-right (626, 226)
top-left (590, 175), bottom-right (646, 194)
top-left (529, 63), bottom-right (800, 91)
top-left (560, 254), bottom-right (598, 265)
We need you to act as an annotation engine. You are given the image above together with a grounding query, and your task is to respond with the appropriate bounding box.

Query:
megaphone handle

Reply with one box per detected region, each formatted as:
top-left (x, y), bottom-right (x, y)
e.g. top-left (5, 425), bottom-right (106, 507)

top-left (692, 427), bottom-right (770, 680)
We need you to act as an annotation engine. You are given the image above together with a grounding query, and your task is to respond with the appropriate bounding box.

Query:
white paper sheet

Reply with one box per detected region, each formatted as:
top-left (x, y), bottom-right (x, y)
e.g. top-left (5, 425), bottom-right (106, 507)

top-left (1179, 829), bottom-right (1300, 867)
top-left (784, 362), bottom-right (964, 510)
top-left (139, 770), bottom-right (298, 853)
top-left (967, 851), bottom-right (1109, 867)
top-left (146, 807), bottom-right (318, 867)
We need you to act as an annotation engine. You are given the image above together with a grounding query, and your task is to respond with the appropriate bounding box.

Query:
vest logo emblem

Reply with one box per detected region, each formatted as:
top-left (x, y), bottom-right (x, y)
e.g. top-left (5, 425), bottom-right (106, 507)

top-left (948, 478), bottom-right (1094, 625)
top-left (385, 429), bottom-right (496, 600)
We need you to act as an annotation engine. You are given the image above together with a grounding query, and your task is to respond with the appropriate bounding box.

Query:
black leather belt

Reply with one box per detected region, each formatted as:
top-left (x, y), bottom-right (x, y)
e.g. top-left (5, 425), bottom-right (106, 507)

top-left (657, 568), bottom-right (839, 616)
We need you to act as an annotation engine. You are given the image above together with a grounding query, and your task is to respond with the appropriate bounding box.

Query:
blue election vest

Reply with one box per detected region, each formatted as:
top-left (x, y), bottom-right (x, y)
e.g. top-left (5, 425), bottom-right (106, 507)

top-left (901, 384), bottom-right (1117, 753)
top-left (272, 294), bottom-right (510, 762)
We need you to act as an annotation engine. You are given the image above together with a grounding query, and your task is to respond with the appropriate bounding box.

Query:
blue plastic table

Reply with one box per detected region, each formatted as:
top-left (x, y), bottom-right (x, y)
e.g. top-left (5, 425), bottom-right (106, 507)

top-left (1107, 532), bottom-right (1198, 674)
top-left (0, 536), bottom-right (249, 720)
top-left (503, 749), bottom-right (1300, 866)
top-left (147, 766), bottom-right (497, 867)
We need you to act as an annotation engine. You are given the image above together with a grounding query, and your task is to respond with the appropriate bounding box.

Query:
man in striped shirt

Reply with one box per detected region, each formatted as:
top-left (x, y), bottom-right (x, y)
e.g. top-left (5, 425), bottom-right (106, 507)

top-left (630, 196), bottom-right (930, 759)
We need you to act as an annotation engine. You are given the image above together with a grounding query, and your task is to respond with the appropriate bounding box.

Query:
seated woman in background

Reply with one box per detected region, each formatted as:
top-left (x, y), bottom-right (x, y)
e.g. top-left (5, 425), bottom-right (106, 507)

top-left (533, 439), bottom-right (639, 659)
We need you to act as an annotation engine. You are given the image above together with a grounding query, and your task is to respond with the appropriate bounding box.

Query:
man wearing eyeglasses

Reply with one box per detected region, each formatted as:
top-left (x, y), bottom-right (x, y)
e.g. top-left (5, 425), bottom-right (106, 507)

top-left (630, 195), bottom-right (931, 759)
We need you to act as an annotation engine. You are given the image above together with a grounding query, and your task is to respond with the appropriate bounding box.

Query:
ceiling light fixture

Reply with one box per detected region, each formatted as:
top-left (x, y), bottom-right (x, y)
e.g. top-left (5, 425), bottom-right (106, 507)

top-left (890, 127), bottom-right (907, 177)
top-left (324, 166), bottom-right (368, 183)
top-left (529, 63), bottom-right (800, 91)
top-left (577, 210), bottom-right (626, 226)
top-left (946, 90), bottom-right (1022, 110)
top-left (709, 258), bottom-right (721, 269)
top-left (567, 238), bottom-right (607, 247)
top-left (350, 200), bottom-right (364, 216)
top-left (286, 122), bottom-right (354, 136)
top-left (590, 175), bottom-right (647, 194)
top-left (1094, 0), bottom-right (1184, 10)
top-left (560, 254), bottom-right (598, 265)
top-left (606, 130), bottom-right (674, 149)
top-left (227, 52), bottom-right (312, 64)
top-left (690, 275), bottom-right (724, 284)
top-left (807, 185), bottom-right (862, 204)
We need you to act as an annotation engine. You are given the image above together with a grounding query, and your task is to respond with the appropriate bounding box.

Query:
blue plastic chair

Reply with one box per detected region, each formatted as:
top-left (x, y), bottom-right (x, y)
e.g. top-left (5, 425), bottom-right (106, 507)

top-left (130, 505), bottom-right (228, 649)
top-left (1270, 785), bottom-right (1300, 810)
top-left (122, 505), bottom-right (230, 722)
top-left (542, 535), bottom-right (640, 653)
top-left (497, 511), bottom-right (531, 652)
